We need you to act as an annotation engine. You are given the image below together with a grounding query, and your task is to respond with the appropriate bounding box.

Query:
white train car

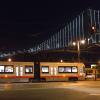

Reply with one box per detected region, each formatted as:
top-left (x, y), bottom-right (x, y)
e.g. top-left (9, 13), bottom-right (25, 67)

top-left (40, 62), bottom-right (85, 81)
top-left (0, 61), bottom-right (34, 82)
top-left (0, 61), bottom-right (85, 82)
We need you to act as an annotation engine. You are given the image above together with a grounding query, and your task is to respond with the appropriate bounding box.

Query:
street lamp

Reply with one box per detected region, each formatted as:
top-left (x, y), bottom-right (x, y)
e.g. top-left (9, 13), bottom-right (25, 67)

top-left (90, 26), bottom-right (96, 35)
top-left (92, 26), bottom-right (95, 30)
top-left (60, 59), bottom-right (63, 63)
top-left (73, 40), bottom-right (85, 62)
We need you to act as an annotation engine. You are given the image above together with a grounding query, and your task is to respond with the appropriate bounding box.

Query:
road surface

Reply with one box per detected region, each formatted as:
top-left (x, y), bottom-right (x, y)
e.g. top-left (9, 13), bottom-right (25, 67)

top-left (0, 81), bottom-right (100, 100)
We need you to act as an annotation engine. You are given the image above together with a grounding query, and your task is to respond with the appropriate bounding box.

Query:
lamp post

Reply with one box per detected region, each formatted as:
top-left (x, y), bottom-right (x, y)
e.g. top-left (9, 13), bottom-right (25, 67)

top-left (77, 41), bottom-right (80, 62)
top-left (73, 40), bottom-right (85, 62)
top-left (60, 59), bottom-right (63, 63)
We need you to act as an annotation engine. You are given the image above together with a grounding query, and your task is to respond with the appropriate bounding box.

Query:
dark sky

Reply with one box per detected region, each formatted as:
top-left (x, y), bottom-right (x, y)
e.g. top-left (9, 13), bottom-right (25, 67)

top-left (0, 0), bottom-right (100, 51)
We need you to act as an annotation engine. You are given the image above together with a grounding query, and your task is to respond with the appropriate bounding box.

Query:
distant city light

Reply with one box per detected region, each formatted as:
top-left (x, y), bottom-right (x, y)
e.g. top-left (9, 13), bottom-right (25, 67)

top-left (91, 64), bottom-right (97, 69)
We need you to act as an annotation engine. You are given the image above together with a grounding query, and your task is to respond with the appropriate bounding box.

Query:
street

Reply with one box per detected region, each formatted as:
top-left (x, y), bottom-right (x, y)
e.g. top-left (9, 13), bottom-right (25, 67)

top-left (0, 81), bottom-right (100, 100)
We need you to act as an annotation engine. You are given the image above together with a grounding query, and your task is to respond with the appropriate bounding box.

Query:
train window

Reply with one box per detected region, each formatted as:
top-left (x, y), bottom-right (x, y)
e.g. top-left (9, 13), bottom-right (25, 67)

top-left (72, 67), bottom-right (78, 72)
top-left (64, 67), bottom-right (71, 72)
top-left (25, 66), bottom-right (33, 73)
top-left (58, 66), bottom-right (77, 73)
top-left (58, 67), bottom-right (64, 72)
top-left (58, 66), bottom-right (71, 73)
top-left (0, 66), bottom-right (4, 72)
top-left (5, 66), bottom-right (14, 73)
top-left (42, 66), bottom-right (49, 73)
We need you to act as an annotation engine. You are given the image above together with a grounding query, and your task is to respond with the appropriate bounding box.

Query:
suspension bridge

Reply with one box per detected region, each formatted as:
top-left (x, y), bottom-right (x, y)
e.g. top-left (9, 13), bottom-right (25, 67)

top-left (1, 9), bottom-right (100, 62)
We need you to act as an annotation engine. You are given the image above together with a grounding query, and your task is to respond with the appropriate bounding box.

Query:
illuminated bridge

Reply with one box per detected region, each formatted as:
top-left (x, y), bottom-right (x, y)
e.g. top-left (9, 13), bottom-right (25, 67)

top-left (29, 9), bottom-right (100, 52)
top-left (1, 9), bottom-right (100, 61)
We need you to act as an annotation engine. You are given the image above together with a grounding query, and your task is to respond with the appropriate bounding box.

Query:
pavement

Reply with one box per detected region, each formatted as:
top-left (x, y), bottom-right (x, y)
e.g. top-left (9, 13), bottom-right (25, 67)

top-left (0, 81), bottom-right (100, 100)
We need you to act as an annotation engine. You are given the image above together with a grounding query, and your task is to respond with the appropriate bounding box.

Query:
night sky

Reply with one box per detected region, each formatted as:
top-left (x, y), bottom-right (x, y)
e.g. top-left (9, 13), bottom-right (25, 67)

top-left (0, 0), bottom-right (100, 51)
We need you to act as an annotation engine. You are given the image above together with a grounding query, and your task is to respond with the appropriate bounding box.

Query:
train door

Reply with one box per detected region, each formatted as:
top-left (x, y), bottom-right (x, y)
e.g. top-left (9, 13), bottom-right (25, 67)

top-left (16, 66), bottom-right (23, 77)
top-left (20, 66), bottom-right (23, 76)
top-left (50, 67), bottom-right (57, 80)
top-left (50, 67), bottom-right (57, 76)
top-left (16, 66), bottom-right (19, 76)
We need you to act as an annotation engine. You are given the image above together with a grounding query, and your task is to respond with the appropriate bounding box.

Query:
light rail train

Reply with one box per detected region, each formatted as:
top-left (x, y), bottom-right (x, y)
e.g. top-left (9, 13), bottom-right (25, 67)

top-left (0, 61), bottom-right (85, 82)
